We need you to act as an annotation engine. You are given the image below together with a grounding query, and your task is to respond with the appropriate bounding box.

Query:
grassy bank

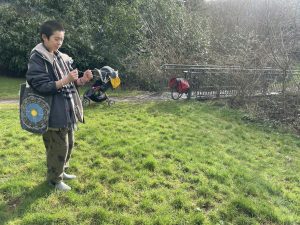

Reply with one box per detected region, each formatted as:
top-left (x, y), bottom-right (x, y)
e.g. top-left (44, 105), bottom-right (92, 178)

top-left (0, 76), bottom-right (25, 100)
top-left (0, 101), bottom-right (299, 224)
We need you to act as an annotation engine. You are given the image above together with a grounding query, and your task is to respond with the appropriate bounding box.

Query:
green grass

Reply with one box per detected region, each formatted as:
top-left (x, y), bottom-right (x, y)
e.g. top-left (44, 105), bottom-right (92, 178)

top-left (0, 75), bottom-right (144, 100)
top-left (0, 76), bottom-right (25, 100)
top-left (0, 101), bottom-right (299, 225)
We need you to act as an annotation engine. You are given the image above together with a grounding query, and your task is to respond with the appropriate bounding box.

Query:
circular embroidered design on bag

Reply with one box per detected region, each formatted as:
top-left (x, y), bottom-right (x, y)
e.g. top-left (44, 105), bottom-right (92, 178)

top-left (21, 95), bottom-right (50, 131)
top-left (25, 103), bottom-right (44, 123)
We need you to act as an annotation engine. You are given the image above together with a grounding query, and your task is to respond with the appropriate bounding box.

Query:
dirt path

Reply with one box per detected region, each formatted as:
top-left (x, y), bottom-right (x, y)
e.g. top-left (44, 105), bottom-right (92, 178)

top-left (0, 92), bottom-right (176, 104)
top-left (109, 92), bottom-right (172, 102)
top-left (0, 99), bottom-right (19, 104)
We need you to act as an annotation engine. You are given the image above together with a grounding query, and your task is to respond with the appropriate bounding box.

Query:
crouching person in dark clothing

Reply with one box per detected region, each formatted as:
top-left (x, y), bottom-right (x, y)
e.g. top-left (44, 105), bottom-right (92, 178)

top-left (26, 20), bottom-right (93, 191)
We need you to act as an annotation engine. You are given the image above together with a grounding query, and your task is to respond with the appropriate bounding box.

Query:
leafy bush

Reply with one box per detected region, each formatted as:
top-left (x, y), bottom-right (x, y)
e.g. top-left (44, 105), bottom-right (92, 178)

top-left (0, 0), bottom-right (209, 90)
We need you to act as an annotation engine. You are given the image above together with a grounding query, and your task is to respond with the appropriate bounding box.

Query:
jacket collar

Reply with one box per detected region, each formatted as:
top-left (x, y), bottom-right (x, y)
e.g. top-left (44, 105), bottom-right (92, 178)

top-left (31, 43), bottom-right (72, 65)
top-left (31, 43), bottom-right (55, 64)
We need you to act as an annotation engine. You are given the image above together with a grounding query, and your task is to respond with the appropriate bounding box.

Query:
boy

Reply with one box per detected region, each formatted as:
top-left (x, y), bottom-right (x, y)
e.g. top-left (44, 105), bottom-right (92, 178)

top-left (26, 20), bottom-right (93, 191)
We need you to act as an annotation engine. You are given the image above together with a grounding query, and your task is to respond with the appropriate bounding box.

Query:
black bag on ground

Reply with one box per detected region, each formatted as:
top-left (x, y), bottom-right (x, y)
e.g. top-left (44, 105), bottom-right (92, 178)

top-left (19, 82), bottom-right (52, 134)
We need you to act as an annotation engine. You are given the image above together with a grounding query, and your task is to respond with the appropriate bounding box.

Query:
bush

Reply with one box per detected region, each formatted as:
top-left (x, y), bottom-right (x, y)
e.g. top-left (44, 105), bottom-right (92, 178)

top-left (0, 0), bottom-right (209, 90)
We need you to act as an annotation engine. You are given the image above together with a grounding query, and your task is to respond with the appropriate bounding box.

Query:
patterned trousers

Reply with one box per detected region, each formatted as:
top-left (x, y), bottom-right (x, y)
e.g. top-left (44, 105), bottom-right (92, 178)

top-left (42, 128), bottom-right (74, 184)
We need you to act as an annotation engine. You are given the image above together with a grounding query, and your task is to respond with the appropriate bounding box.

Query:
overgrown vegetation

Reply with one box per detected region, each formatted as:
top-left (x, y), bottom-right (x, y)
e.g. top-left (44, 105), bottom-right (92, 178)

top-left (0, 0), bottom-right (209, 88)
top-left (0, 1), bottom-right (298, 91)
top-left (0, 101), bottom-right (299, 224)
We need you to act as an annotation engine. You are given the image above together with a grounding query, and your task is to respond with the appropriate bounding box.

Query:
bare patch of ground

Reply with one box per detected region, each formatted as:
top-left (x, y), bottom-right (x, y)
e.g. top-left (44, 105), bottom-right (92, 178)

top-left (0, 92), bottom-right (179, 104)
top-left (110, 91), bottom-right (172, 102)
top-left (0, 99), bottom-right (18, 104)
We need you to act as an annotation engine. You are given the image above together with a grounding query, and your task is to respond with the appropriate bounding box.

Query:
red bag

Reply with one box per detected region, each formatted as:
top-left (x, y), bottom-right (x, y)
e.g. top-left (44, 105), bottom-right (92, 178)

top-left (169, 78), bottom-right (190, 93)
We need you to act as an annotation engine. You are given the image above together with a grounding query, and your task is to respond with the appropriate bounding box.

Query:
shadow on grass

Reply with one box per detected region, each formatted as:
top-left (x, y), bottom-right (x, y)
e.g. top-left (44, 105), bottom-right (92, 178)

top-left (0, 181), bottom-right (52, 224)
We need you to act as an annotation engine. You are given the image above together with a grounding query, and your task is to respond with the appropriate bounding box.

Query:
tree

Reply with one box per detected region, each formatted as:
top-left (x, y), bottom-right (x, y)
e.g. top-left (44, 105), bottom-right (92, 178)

top-left (0, 0), bottom-right (142, 75)
top-left (124, 0), bottom-right (209, 90)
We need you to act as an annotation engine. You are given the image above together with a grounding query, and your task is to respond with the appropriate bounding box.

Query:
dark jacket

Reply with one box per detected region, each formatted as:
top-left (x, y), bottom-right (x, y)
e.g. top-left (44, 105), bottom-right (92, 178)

top-left (26, 43), bottom-right (82, 129)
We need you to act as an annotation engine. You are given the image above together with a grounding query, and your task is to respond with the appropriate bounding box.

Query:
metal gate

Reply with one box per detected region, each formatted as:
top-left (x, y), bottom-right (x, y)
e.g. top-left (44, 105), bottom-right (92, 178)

top-left (162, 64), bottom-right (300, 99)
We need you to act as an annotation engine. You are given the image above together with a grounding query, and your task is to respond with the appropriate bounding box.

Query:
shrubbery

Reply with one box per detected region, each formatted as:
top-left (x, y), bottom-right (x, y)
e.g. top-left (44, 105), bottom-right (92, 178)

top-left (0, 0), bottom-right (209, 90)
top-left (1, 0), bottom-right (297, 92)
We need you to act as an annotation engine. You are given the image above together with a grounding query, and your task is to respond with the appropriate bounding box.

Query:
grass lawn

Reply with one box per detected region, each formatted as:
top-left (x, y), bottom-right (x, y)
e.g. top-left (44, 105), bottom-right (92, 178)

top-left (0, 76), bottom-right (25, 100)
top-left (0, 75), bottom-right (144, 101)
top-left (0, 100), bottom-right (299, 225)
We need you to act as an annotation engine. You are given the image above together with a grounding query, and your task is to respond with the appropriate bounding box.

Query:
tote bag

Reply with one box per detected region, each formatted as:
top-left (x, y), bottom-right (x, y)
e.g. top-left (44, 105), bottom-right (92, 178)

top-left (19, 82), bottom-right (52, 134)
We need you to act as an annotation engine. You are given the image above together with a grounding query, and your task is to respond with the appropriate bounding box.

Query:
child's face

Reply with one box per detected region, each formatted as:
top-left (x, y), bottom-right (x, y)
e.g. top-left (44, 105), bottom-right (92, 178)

top-left (42, 31), bottom-right (65, 53)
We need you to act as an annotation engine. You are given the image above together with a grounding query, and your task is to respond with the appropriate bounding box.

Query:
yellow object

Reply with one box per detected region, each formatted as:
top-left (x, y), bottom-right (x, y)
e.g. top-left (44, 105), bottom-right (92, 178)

top-left (31, 109), bottom-right (38, 117)
top-left (110, 76), bottom-right (121, 89)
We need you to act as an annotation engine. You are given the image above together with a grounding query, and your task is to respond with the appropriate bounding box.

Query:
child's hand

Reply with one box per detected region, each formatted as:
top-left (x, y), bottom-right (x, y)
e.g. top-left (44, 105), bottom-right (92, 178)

top-left (83, 70), bottom-right (93, 81)
top-left (67, 69), bottom-right (79, 82)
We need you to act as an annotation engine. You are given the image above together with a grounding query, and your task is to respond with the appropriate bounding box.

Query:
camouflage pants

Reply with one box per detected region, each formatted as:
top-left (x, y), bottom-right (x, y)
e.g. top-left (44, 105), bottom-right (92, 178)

top-left (42, 128), bottom-right (74, 184)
